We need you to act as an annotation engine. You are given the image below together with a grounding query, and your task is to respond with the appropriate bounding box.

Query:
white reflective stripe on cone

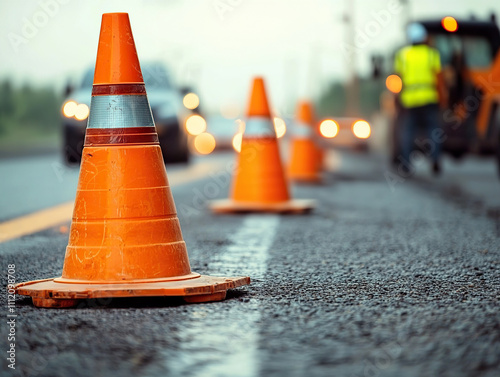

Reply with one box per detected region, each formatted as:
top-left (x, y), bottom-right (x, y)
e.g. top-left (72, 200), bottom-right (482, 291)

top-left (291, 122), bottom-right (313, 138)
top-left (87, 95), bottom-right (155, 129)
top-left (243, 117), bottom-right (276, 137)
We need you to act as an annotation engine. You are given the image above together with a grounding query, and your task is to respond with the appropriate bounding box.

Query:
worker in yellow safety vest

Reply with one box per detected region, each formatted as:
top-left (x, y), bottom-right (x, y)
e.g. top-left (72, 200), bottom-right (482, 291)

top-left (394, 22), bottom-right (446, 176)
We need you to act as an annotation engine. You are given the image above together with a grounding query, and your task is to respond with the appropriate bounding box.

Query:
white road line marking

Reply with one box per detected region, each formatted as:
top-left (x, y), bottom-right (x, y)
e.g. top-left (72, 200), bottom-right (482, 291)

top-left (168, 215), bottom-right (280, 377)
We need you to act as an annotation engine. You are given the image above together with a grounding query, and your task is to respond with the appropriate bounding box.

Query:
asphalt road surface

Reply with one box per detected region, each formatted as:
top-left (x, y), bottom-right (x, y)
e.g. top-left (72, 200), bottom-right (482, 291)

top-left (0, 150), bottom-right (499, 377)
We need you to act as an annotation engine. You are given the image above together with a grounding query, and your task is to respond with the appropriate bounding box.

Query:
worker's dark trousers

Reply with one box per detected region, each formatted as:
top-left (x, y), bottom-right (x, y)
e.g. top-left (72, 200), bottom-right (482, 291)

top-left (400, 103), bottom-right (441, 165)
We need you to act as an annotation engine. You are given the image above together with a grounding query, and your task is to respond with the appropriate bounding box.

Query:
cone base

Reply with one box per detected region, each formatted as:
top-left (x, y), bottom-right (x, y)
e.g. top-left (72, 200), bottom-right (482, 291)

top-left (15, 275), bottom-right (250, 308)
top-left (209, 199), bottom-right (315, 214)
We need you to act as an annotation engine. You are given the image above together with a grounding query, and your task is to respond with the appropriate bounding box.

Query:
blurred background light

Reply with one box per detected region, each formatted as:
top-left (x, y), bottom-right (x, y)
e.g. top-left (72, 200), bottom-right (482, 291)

top-left (74, 103), bottom-right (89, 120)
top-left (385, 74), bottom-right (403, 94)
top-left (352, 120), bottom-right (371, 139)
top-left (319, 119), bottom-right (339, 138)
top-left (273, 117), bottom-right (286, 138)
top-left (185, 115), bottom-right (207, 136)
top-left (442, 16), bottom-right (458, 32)
top-left (232, 132), bottom-right (243, 152)
top-left (183, 92), bottom-right (200, 110)
top-left (235, 119), bottom-right (245, 133)
top-left (194, 132), bottom-right (216, 154)
top-left (63, 101), bottom-right (78, 118)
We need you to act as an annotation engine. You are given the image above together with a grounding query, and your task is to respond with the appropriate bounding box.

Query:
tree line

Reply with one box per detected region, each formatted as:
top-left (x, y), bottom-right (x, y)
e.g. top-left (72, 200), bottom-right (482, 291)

top-left (0, 80), bottom-right (61, 136)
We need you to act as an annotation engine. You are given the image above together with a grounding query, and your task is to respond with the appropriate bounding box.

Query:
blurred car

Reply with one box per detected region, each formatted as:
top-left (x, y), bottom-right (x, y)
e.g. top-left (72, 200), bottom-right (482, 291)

top-left (62, 62), bottom-right (191, 164)
top-left (317, 117), bottom-right (371, 151)
top-left (206, 116), bottom-right (240, 150)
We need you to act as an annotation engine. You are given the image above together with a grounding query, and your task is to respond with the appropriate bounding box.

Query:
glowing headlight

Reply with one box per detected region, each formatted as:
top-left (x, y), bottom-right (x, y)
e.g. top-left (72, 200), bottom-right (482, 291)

top-left (319, 120), bottom-right (339, 138)
top-left (232, 132), bottom-right (243, 152)
top-left (63, 101), bottom-right (89, 120)
top-left (185, 115), bottom-right (207, 136)
top-left (194, 132), bottom-right (216, 154)
top-left (183, 93), bottom-right (199, 110)
top-left (62, 101), bottom-right (78, 118)
top-left (352, 120), bottom-right (371, 139)
top-left (273, 117), bottom-right (286, 138)
top-left (74, 104), bottom-right (90, 120)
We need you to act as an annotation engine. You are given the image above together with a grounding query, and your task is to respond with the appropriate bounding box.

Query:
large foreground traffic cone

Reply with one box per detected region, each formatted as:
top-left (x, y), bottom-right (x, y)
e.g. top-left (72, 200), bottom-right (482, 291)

top-left (288, 101), bottom-right (322, 183)
top-left (15, 13), bottom-right (249, 308)
top-left (210, 77), bottom-right (315, 214)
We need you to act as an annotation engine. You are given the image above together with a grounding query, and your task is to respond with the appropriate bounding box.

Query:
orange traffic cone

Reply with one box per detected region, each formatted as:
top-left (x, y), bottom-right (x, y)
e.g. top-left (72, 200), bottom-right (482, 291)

top-left (15, 13), bottom-right (249, 308)
top-left (210, 77), bottom-right (315, 214)
top-left (288, 101), bottom-right (322, 183)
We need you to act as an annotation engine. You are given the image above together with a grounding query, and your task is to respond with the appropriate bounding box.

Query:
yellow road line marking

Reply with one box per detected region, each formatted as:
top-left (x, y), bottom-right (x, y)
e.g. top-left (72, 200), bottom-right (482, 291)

top-left (0, 202), bottom-right (74, 244)
top-left (0, 159), bottom-right (224, 244)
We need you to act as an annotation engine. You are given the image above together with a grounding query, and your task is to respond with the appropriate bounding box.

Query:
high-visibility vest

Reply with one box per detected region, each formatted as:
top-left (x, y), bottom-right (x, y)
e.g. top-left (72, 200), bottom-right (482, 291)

top-left (394, 44), bottom-right (441, 108)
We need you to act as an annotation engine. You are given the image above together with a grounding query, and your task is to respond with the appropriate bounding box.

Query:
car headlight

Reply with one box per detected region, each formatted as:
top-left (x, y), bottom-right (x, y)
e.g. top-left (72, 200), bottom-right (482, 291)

top-left (185, 115), bottom-right (207, 136)
top-left (63, 101), bottom-right (89, 121)
top-left (232, 132), bottom-right (243, 152)
top-left (183, 93), bottom-right (199, 110)
top-left (352, 120), bottom-right (371, 139)
top-left (319, 119), bottom-right (339, 138)
top-left (193, 132), bottom-right (216, 154)
top-left (273, 117), bottom-right (286, 138)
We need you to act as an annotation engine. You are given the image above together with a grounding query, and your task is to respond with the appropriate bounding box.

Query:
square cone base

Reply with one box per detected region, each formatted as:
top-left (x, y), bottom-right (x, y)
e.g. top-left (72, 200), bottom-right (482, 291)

top-left (15, 275), bottom-right (250, 308)
top-left (209, 199), bottom-right (315, 214)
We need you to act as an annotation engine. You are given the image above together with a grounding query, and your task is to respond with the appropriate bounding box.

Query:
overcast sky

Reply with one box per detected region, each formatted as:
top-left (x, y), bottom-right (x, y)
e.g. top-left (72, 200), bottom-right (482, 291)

top-left (1, 0), bottom-right (499, 113)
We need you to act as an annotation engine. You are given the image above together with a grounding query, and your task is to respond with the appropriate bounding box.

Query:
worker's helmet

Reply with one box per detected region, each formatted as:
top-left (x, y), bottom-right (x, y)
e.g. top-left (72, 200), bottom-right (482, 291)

top-left (406, 23), bottom-right (428, 44)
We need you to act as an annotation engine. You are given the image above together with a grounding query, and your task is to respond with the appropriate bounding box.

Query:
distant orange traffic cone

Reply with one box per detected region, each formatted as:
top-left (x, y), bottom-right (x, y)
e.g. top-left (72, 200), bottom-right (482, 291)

top-left (210, 78), bottom-right (315, 214)
top-left (288, 101), bottom-right (322, 183)
top-left (15, 13), bottom-right (249, 308)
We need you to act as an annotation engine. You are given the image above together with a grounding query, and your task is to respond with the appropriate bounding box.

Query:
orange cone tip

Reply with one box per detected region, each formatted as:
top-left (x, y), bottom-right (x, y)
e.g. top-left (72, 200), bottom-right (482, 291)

top-left (247, 77), bottom-right (271, 117)
top-left (296, 101), bottom-right (314, 125)
top-left (93, 13), bottom-right (144, 85)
